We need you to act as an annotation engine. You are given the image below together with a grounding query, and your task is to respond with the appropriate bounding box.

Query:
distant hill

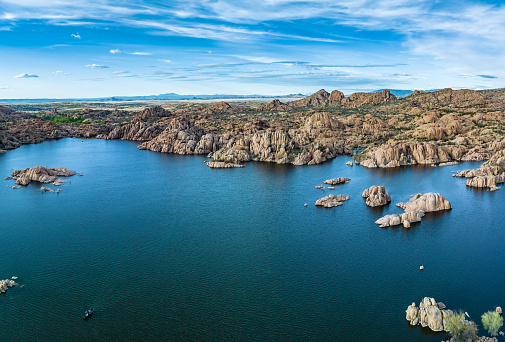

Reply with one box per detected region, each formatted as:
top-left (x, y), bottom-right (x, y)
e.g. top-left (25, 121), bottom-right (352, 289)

top-left (0, 93), bottom-right (306, 104)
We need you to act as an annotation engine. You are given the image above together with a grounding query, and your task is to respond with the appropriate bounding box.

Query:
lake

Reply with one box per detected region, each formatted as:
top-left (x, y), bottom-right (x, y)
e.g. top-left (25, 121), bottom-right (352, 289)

top-left (1, 138), bottom-right (504, 341)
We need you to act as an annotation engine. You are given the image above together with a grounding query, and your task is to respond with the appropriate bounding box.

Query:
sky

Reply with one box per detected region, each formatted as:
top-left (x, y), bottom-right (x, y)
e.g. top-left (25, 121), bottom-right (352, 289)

top-left (0, 0), bottom-right (504, 98)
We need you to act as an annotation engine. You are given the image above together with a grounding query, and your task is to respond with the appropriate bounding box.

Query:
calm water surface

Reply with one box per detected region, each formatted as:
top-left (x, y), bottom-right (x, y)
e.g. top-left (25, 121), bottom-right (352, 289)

top-left (1, 138), bottom-right (504, 341)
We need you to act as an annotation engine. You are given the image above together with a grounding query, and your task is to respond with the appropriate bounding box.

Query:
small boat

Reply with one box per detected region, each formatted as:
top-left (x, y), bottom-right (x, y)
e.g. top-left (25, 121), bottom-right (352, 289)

top-left (83, 309), bottom-right (94, 320)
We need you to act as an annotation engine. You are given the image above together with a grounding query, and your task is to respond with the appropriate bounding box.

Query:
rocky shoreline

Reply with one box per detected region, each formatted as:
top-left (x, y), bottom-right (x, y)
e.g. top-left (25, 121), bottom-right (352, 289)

top-left (1, 88), bottom-right (504, 169)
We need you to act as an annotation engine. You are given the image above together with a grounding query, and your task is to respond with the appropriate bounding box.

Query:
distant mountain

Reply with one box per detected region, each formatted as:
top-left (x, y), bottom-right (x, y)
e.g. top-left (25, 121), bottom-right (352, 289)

top-left (0, 93), bottom-right (305, 104)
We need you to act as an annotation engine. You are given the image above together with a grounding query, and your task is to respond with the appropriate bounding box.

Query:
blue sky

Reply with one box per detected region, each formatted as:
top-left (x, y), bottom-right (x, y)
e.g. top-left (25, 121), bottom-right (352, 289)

top-left (0, 0), bottom-right (504, 98)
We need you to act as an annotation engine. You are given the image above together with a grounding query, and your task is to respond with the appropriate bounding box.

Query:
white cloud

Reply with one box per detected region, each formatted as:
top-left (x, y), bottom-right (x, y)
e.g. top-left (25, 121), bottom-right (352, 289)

top-left (52, 70), bottom-right (71, 75)
top-left (0, 85), bottom-right (11, 89)
top-left (86, 64), bottom-right (109, 68)
top-left (160, 59), bottom-right (172, 63)
top-left (113, 70), bottom-right (129, 74)
top-left (110, 48), bottom-right (121, 54)
top-left (129, 51), bottom-right (152, 55)
top-left (71, 33), bottom-right (81, 39)
top-left (14, 73), bottom-right (39, 78)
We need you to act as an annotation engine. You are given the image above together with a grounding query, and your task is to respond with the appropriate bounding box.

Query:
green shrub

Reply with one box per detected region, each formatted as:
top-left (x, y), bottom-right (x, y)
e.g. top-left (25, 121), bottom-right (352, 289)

top-left (444, 311), bottom-right (478, 342)
top-left (481, 311), bottom-right (503, 337)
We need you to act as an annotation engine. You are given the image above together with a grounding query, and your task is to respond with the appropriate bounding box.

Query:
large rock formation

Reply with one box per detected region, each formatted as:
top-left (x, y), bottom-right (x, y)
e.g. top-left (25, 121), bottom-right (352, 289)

top-left (133, 106), bottom-right (170, 121)
top-left (375, 211), bottom-right (425, 228)
top-left (355, 142), bottom-right (466, 168)
top-left (362, 185), bottom-right (391, 207)
top-left (406, 297), bottom-right (449, 332)
top-left (10, 166), bottom-right (76, 186)
top-left (466, 175), bottom-right (504, 190)
top-left (396, 193), bottom-right (452, 212)
top-left (315, 194), bottom-right (350, 208)
top-left (106, 121), bottom-right (163, 141)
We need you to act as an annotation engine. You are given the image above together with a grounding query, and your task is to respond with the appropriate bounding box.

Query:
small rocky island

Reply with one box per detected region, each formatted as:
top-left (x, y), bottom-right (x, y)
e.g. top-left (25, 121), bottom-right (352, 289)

top-left (362, 185), bottom-right (391, 207)
top-left (315, 194), bottom-right (350, 208)
top-left (375, 192), bottom-right (451, 228)
top-left (0, 277), bottom-right (18, 294)
top-left (9, 166), bottom-right (76, 186)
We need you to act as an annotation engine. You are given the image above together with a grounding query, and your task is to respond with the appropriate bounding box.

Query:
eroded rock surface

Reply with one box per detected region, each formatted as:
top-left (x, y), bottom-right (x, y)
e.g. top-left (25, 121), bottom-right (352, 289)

top-left (315, 194), bottom-right (350, 208)
top-left (204, 161), bottom-right (245, 168)
top-left (323, 177), bottom-right (350, 185)
top-left (362, 185), bottom-right (391, 207)
top-left (406, 297), bottom-right (450, 332)
top-left (396, 193), bottom-right (452, 212)
top-left (11, 166), bottom-right (76, 186)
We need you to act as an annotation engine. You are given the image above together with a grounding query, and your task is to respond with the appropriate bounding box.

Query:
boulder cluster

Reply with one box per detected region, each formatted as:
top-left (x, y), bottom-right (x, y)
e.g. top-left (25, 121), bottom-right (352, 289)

top-left (375, 193), bottom-right (451, 228)
top-left (0, 278), bottom-right (18, 294)
top-left (406, 297), bottom-right (451, 332)
top-left (10, 166), bottom-right (76, 186)
top-left (362, 185), bottom-right (391, 207)
top-left (315, 194), bottom-right (350, 208)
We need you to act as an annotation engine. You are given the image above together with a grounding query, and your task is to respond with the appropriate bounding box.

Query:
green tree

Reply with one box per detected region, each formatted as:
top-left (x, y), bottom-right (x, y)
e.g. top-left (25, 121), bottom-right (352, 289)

top-left (481, 311), bottom-right (503, 337)
top-left (445, 310), bottom-right (478, 342)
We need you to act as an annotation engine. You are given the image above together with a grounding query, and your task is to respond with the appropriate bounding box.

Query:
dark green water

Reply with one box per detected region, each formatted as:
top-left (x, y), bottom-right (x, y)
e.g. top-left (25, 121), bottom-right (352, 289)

top-left (1, 138), bottom-right (504, 341)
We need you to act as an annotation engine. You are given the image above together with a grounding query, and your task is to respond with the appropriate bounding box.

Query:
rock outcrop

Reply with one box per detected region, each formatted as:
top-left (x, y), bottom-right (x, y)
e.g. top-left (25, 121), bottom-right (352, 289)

top-left (406, 297), bottom-right (449, 332)
top-left (355, 142), bottom-right (466, 168)
top-left (0, 278), bottom-right (18, 294)
top-left (362, 185), bottom-right (391, 207)
top-left (204, 161), bottom-right (245, 168)
top-left (11, 166), bottom-right (76, 186)
top-left (133, 106), bottom-right (170, 121)
top-left (323, 177), bottom-right (350, 185)
top-left (106, 121), bottom-right (163, 141)
top-left (466, 175), bottom-right (504, 190)
top-left (375, 211), bottom-right (425, 228)
top-left (396, 193), bottom-right (452, 212)
top-left (315, 194), bottom-right (350, 208)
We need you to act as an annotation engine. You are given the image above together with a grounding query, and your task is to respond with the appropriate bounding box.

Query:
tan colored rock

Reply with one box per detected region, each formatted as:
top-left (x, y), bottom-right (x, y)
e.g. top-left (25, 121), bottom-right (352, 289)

top-left (362, 185), bottom-right (391, 207)
top-left (0, 278), bottom-right (17, 294)
top-left (403, 220), bottom-right (411, 228)
top-left (466, 175), bottom-right (505, 189)
top-left (323, 177), bottom-right (350, 185)
top-left (396, 193), bottom-right (452, 212)
top-left (11, 166), bottom-right (76, 186)
top-left (204, 161), bottom-right (244, 168)
top-left (106, 121), bottom-right (163, 141)
top-left (134, 106), bottom-right (170, 121)
top-left (315, 194), bottom-right (350, 208)
top-left (346, 161), bottom-right (353, 166)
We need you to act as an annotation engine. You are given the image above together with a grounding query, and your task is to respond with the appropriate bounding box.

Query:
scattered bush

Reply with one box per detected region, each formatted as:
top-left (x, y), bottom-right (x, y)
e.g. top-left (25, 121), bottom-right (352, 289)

top-left (481, 311), bottom-right (503, 337)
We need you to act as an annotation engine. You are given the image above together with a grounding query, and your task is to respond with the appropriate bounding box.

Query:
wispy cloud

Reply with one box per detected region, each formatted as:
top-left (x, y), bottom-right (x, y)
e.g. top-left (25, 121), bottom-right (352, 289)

top-left (52, 70), bottom-right (71, 75)
top-left (14, 73), bottom-right (39, 78)
top-left (477, 75), bottom-right (498, 79)
top-left (0, 85), bottom-right (11, 90)
top-left (110, 48), bottom-right (121, 54)
top-left (71, 33), bottom-right (81, 39)
top-left (113, 70), bottom-right (129, 74)
top-left (86, 64), bottom-right (109, 69)
top-left (129, 51), bottom-right (151, 55)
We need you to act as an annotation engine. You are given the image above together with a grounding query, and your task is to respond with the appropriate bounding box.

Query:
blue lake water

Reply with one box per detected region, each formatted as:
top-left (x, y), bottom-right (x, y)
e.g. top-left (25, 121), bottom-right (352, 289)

top-left (1, 138), bottom-right (504, 341)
